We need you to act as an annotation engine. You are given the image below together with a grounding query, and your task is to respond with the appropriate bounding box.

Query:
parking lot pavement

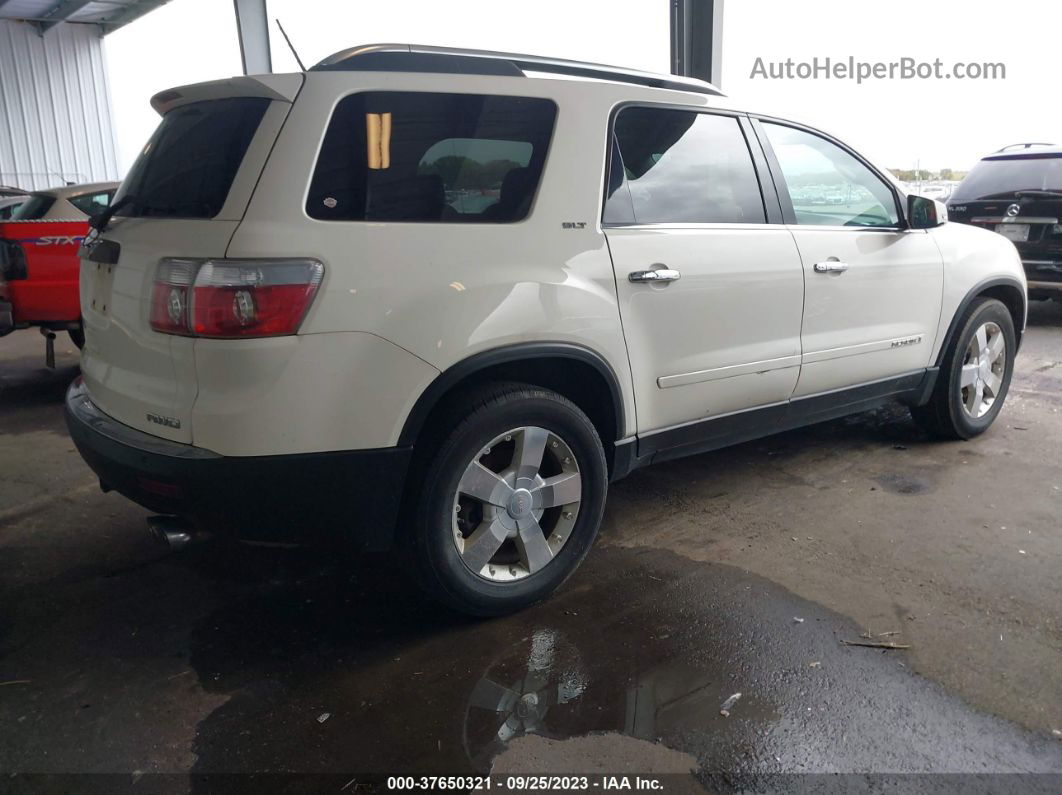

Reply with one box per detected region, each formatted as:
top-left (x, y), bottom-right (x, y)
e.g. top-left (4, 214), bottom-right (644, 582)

top-left (1, 305), bottom-right (1061, 788)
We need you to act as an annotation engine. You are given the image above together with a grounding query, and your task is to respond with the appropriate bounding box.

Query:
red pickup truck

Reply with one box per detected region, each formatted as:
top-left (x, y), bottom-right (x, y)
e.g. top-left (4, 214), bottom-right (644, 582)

top-left (0, 182), bottom-right (118, 362)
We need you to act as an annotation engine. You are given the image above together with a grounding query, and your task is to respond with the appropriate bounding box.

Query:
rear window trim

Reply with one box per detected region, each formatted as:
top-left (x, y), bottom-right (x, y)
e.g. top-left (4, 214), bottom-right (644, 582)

top-left (303, 89), bottom-right (560, 226)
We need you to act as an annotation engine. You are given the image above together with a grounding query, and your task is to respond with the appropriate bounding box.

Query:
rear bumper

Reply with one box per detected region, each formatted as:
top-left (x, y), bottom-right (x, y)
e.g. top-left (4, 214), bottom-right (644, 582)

top-left (64, 378), bottom-right (412, 550)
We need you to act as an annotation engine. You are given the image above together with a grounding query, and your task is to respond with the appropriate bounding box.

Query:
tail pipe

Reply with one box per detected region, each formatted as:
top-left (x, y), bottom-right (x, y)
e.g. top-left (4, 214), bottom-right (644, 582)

top-left (147, 515), bottom-right (196, 550)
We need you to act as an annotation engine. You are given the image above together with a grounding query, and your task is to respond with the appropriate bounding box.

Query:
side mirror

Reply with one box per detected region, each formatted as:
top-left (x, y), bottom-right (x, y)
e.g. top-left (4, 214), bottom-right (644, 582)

top-left (907, 194), bottom-right (948, 229)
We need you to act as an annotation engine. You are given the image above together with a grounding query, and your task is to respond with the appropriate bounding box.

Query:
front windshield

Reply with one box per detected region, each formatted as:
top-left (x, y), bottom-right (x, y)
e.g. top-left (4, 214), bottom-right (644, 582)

top-left (950, 154), bottom-right (1062, 202)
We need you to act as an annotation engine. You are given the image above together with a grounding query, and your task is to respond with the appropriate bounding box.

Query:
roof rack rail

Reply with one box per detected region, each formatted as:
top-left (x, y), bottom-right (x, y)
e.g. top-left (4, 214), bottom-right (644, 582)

top-left (311, 43), bottom-right (722, 97)
top-left (995, 142), bottom-right (1056, 153)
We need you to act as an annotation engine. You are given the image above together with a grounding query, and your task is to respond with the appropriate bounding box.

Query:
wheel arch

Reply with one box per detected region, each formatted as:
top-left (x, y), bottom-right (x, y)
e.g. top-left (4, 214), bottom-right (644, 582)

top-left (935, 277), bottom-right (1027, 366)
top-left (398, 342), bottom-right (627, 468)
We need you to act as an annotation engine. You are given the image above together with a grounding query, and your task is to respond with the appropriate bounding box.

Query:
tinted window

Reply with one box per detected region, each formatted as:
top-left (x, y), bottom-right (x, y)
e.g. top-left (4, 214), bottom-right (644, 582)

top-left (763, 123), bottom-right (899, 227)
top-left (0, 202), bottom-right (24, 220)
top-left (115, 97), bottom-right (269, 219)
top-left (950, 154), bottom-right (1062, 202)
top-left (68, 191), bottom-right (113, 216)
top-left (11, 195), bottom-right (55, 220)
top-left (605, 108), bottom-right (765, 225)
top-left (307, 92), bottom-right (556, 223)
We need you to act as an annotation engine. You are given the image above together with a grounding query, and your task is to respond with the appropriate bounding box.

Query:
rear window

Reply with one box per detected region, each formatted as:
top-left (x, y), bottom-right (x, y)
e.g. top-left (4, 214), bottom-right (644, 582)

top-left (11, 195), bottom-right (55, 220)
top-left (307, 92), bottom-right (556, 223)
top-left (114, 97), bottom-right (269, 219)
top-left (950, 154), bottom-right (1062, 202)
top-left (68, 190), bottom-right (113, 216)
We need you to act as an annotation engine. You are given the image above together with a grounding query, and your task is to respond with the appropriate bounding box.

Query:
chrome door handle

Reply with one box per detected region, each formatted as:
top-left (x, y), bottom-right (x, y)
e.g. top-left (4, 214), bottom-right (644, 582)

top-left (629, 268), bottom-right (681, 283)
top-left (813, 261), bottom-right (850, 273)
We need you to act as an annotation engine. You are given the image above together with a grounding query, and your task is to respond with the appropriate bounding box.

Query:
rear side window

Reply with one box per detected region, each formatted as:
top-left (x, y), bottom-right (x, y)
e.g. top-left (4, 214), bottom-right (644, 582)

top-left (68, 191), bottom-right (114, 216)
top-left (11, 195), bottom-right (55, 220)
top-left (605, 107), bottom-right (766, 225)
top-left (115, 97), bottom-right (269, 219)
top-left (307, 92), bottom-right (556, 223)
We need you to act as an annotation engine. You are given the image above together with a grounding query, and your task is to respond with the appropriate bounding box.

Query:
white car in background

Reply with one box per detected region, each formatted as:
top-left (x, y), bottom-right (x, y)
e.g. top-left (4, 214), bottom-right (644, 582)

top-left (67, 45), bottom-right (1027, 615)
top-left (10, 182), bottom-right (119, 221)
top-left (918, 184), bottom-right (953, 202)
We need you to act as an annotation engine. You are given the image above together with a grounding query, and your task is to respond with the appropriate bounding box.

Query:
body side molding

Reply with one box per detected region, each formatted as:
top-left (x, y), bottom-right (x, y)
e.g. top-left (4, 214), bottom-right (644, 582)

top-left (635, 369), bottom-right (937, 467)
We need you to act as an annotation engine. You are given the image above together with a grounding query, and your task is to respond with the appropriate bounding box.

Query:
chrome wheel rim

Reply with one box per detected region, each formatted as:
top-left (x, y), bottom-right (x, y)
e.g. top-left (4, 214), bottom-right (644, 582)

top-left (452, 426), bottom-right (581, 582)
top-left (960, 321), bottom-right (1006, 419)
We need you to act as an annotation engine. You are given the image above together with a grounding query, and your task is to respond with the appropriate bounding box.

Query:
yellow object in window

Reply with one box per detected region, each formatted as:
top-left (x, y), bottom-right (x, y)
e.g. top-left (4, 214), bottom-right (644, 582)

top-left (366, 112), bottom-right (392, 169)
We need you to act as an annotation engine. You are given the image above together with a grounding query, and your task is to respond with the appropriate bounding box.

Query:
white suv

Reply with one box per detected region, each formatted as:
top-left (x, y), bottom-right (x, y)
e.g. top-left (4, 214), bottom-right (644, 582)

top-left (67, 45), bottom-right (1027, 615)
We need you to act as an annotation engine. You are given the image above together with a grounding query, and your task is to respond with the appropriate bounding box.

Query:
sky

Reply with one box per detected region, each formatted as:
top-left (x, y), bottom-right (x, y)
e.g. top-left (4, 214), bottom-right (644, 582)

top-left (104, 0), bottom-right (1060, 176)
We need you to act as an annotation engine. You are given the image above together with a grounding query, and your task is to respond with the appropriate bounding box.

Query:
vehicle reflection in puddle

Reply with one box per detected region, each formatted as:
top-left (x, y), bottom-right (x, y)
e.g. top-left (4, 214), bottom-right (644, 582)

top-left (185, 546), bottom-right (1062, 788)
top-left (465, 629), bottom-right (587, 768)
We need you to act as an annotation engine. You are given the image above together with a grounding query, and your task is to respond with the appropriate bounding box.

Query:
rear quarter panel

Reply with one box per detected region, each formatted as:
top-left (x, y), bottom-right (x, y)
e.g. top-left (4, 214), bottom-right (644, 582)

top-left (223, 72), bottom-right (681, 451)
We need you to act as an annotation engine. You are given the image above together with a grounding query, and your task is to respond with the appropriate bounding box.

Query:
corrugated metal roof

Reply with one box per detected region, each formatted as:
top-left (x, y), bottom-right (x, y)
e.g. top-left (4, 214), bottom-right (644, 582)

top-left (0, 1), bottom-right (171, 34)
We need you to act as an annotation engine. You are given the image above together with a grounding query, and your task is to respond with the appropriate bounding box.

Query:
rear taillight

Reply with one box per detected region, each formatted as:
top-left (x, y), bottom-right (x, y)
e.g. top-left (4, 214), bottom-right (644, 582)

top-left (149, 259), bottom-right (195, 334)
top-left (149, 258), bottom-right (323, 338)
top-left (0, 240), bottom-right (28, 280)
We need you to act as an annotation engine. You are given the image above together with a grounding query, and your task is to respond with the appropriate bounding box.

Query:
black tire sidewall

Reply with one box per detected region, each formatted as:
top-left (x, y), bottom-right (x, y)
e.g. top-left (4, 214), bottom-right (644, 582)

top-left (413, 390), bottom-right (607, 616)
top-left (942, 299), bottom-right (1016, 438)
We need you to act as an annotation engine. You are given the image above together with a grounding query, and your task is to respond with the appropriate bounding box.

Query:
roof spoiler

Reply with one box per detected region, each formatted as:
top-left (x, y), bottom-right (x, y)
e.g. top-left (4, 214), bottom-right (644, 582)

top-left (150, 73), bottom-right (304, 115)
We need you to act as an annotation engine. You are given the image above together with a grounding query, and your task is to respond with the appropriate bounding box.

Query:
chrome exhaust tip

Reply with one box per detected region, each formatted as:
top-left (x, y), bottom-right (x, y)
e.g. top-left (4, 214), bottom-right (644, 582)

top-left (147, 515), bottom-right (194, 550)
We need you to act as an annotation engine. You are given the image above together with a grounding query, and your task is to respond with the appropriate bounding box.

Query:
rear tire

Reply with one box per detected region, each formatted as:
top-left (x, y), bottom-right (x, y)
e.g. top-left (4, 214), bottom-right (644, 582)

top-left (68, 324), bottom-right (85, 349)
top-left (403, 382), bottom-right (607, 616)
top-left (912, 297), bottom-right (1015, 439)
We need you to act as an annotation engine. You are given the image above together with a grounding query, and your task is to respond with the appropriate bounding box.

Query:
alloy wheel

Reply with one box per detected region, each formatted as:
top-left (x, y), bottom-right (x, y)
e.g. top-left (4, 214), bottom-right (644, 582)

top-left (452, 426), bottom-right (582, 582)
top-left (960, 321), bottom-right (1006, 419)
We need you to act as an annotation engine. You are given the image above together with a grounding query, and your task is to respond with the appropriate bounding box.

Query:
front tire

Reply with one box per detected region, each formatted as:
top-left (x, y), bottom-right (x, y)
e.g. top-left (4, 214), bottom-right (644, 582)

top-left (912, 297), bottom-right (1016, 439)
top-left (404, 383), bottom-right (608, 616)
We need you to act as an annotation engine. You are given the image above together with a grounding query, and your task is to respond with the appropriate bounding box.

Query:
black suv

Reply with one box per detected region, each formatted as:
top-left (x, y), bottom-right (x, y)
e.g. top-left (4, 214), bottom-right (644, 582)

top-left (948, 144), bottom-right (1062, 300)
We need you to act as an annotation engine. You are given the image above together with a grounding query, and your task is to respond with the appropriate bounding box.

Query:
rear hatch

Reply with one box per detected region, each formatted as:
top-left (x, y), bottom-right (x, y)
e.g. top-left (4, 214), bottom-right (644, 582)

top-left (948, 152), bottom-right (1062, 282)
top-left (80, 74), bottom-right (303, 444)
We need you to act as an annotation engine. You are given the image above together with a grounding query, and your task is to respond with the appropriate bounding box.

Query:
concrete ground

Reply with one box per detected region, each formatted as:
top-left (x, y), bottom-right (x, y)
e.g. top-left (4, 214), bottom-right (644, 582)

top-left (1, 304), bottom-right (1061, 791)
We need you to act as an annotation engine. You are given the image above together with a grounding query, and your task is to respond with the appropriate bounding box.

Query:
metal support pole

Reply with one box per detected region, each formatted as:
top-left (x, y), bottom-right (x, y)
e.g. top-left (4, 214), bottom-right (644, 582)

top-left (670, 0), bottom-right (724, 88)
top-left (233, 0), bottom-right (272, 75)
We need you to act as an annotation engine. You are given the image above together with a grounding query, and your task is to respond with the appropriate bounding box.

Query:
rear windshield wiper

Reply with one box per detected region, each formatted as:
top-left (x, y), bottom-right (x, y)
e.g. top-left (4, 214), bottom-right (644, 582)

top-left (89, 194), bottom-right (136, 232)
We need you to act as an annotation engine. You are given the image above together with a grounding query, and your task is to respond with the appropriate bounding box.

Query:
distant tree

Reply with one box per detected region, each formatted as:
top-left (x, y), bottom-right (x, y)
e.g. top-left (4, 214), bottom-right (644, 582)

top-left (419, 157), bottom-right (524, 190)
top-left (479, 159), bottom-right (523, 188)
top-left (421, 156), bottom-right (478, 187)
